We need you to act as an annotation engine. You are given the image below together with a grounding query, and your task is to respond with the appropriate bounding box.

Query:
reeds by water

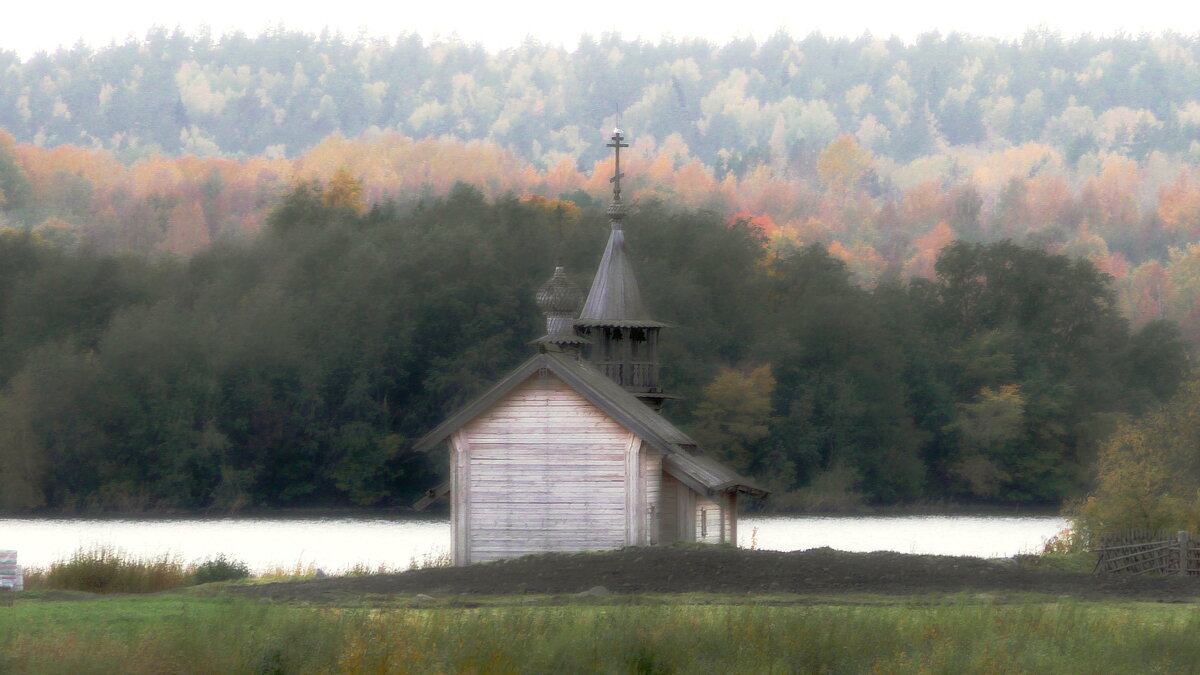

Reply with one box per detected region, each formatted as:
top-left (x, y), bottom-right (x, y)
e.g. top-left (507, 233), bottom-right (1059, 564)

top-left (21, 545), bottom-right (451, 592)
top-left (21, 546), bottom-right (250, 593)
top-left (23, 546), bottom-right (190, 594)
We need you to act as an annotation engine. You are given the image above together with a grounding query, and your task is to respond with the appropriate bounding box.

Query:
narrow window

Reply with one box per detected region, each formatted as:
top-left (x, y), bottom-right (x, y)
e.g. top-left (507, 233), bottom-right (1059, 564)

top-left (700, 508), bottom-right (707, 538)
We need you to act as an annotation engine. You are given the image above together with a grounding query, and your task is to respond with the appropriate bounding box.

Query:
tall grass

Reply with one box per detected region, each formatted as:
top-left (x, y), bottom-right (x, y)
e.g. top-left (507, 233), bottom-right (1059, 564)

top-left (4, 597), bottom-right (1200, 673)
top-left (255, 561), bottom-right (322, 582)
top-left (21, 547), bottom-right (250, 593)
top-left (23, 546), bottom-right (190, 594)
top-left (408, 546), bottom-right (452, 570)
top-left (21, 545), bottom-right (451, 593)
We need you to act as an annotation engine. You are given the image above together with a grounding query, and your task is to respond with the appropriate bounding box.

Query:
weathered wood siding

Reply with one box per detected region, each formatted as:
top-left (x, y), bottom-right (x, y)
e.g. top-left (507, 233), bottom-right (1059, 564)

top-left (694, 495), bottom-right (725, 544)
top-left (658, 472), bottom-right (680, 544)
top-left (458, 373), bottom-right (633, 564)
top-left (728, 491), bottom-right (738, 545)
top-left (656, 473), bottom-right (738, 546)
top-left (641, 450), bottom-right (662, 545)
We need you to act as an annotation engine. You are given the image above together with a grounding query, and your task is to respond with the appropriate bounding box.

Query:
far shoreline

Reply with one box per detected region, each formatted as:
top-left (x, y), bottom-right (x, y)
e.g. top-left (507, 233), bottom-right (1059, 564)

top-left (1, 502), bottom-right (1066, 521)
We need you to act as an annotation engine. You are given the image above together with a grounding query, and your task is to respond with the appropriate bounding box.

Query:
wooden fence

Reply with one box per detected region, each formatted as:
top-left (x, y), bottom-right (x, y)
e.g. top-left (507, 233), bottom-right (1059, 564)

top-left (1093, 530), bottom-right (1200, 575)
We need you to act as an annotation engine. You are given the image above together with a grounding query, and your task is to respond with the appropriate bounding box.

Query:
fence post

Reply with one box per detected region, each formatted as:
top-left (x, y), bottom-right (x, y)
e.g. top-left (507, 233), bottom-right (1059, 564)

top-left (1179, 531), bottom-right (1190, 576)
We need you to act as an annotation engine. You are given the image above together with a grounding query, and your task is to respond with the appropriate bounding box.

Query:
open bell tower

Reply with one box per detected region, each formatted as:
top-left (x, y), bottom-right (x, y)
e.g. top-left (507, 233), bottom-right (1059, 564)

top-left (531, 128), bottom-right (674, 409)
top-left (573, 129), bottom-right (672, 410)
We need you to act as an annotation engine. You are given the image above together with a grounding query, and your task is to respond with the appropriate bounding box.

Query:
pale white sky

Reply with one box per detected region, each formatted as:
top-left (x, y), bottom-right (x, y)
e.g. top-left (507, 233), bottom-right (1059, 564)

top-left (3, 0), bottom-right (1199, 58)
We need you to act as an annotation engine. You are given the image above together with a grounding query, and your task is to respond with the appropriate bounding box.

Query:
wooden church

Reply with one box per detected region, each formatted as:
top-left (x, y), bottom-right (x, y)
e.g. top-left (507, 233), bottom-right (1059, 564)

top-left (415, 130), bottom-right (767, 565)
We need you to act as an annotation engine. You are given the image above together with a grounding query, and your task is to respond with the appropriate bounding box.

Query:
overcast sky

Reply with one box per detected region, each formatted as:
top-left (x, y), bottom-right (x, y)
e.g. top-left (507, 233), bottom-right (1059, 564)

top-left (4, 0), bottom-right (1200, 58)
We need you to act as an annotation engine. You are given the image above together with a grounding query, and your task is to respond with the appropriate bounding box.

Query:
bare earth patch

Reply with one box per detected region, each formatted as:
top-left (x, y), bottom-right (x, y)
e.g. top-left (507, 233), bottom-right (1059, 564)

top-left (226, 546), bottom-right (1200, 604)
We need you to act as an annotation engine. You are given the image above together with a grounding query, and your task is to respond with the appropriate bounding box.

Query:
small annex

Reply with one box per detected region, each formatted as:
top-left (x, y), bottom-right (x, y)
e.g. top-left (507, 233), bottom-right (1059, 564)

top-left (415, 130), bottom-right (766, 565)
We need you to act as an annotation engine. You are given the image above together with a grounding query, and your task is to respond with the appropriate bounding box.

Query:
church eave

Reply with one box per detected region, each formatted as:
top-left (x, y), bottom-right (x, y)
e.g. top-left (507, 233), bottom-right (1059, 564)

top-left (573, 318), bottom-right (673, 328)
top-left (529, 334), bottom-right (591, 346)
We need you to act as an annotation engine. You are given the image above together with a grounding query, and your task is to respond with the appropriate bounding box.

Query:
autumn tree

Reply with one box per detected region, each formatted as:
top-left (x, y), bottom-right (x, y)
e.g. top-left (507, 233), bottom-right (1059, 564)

top-left (691, 365), bottom-right (775, 474)
top-left (323, 166), bottom-right (366, 214)
top-left (817, 134), bottom-right (872, 208)
top-left (1073, 378), bottom-right (1200, 538)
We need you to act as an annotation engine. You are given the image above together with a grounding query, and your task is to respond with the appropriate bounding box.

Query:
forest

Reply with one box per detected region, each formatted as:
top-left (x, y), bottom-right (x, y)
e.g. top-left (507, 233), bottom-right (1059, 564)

top-left (5, 32), bottom-right (1200, 343)
top-left (0, 182), bottom-right (1187, 511)
top-left (0, 30), bottom-right (1199, 512)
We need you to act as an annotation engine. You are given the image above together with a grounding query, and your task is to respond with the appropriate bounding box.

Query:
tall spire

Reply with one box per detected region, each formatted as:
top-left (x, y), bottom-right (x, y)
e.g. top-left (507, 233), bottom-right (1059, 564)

top-left (578, 128), bottom-right (660, 324)
top-left (575, 128), bottom-right (671, 409)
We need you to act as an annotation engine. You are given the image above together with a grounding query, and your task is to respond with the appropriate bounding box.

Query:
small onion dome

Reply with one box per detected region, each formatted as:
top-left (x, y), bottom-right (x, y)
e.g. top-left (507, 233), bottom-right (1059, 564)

top-left (606, 200), bottom-right (628, 221)
top-left (536, 266), bottom-right (584, 317)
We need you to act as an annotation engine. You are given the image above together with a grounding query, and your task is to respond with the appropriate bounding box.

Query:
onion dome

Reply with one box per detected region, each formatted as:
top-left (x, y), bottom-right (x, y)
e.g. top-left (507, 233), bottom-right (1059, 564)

top-left (534, 266), bottom-right (587, 346)
top-left (536, 265), bottom-right (584, 316)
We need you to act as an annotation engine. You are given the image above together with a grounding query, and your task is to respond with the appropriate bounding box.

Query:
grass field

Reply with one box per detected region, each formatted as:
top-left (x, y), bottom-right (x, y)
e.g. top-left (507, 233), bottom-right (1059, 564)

top-left (4, 589), bottom-right (1200, 673)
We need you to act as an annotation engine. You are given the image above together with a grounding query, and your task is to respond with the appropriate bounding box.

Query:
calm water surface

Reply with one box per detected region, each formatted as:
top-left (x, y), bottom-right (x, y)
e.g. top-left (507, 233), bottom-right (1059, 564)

top-left (739, 515), bottom-right (1069, 558)
top-left (1, 515), bottom-right (1068, 573)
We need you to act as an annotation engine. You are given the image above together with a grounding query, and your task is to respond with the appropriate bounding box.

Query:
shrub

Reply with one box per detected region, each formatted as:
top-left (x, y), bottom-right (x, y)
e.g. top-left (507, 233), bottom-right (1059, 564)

top-left (190, 555), bottom-right (250, 585)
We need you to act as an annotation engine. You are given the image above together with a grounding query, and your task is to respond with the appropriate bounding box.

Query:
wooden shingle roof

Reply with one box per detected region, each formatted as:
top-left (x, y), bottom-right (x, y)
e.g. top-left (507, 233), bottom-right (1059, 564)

top-left (575, 224), bottom-right (669, 328)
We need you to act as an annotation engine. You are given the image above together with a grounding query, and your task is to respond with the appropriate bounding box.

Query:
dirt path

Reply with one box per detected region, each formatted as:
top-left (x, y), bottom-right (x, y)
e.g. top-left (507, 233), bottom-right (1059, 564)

top-left (228, 546), bottom-right (1200, 604)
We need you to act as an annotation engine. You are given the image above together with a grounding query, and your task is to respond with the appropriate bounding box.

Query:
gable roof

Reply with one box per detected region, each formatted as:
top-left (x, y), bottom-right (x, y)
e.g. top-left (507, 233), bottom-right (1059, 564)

top-left (414, 351), bottom-right (767, 497)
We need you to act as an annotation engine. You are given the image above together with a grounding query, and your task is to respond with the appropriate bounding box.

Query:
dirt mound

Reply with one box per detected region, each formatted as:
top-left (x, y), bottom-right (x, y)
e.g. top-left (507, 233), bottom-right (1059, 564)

top-left (229, 546), bottom-right (1200, 604)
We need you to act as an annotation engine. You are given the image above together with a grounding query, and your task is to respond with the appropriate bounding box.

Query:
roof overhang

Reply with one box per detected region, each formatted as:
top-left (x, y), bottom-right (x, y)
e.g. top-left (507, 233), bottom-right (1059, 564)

top-left (573, 319), bottom-right (674, 328)
top-left (664, 453), bottom-right (769, 499)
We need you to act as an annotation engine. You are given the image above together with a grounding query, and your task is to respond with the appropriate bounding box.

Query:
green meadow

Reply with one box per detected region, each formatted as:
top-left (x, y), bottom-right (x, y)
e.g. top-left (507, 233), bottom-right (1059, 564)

top-left (4, 590), bottom-right (1200, 674)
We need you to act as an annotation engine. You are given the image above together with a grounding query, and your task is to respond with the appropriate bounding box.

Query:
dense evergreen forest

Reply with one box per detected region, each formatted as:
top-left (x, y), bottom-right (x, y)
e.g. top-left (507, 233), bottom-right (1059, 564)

top-left (0, 185), bottom-right (1186, 511)
top-left (1, 29), bottom-right (1199, 512)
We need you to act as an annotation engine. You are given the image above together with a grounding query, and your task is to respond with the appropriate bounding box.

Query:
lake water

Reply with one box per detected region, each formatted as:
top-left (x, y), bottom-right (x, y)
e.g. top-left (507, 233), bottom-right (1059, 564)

top-left (1, 514), bottom-right (1070, 573)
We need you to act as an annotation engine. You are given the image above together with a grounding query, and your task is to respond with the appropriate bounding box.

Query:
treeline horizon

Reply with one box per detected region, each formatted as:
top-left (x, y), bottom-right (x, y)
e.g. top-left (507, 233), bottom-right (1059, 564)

top-left (0, 184), bottom-right (1187, 513)
top-left (5, 30), bottom-right (1200, 354)
top-left (7, 127), bottom-right (1200, 351)
top-left (4, 28), bottom-right (1200, 165)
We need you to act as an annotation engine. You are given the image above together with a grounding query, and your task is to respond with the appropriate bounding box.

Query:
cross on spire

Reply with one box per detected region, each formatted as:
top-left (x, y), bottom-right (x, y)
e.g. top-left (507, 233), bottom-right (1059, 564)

top-left (607, 128), bottom-right (628, 202)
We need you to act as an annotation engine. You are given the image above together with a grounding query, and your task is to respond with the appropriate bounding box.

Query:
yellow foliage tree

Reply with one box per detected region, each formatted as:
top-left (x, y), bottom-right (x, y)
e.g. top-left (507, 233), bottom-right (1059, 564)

top-left (1159, 169), bottom-right (1200, 235)
top-left (692, 365), bottom-right (775, 474)
top-left (323, 166), bottom-right (366, 214)
top-left (1073, 378), bottom-right (1200, 539)
top-left (817, 134), bottom-right (872, 197)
